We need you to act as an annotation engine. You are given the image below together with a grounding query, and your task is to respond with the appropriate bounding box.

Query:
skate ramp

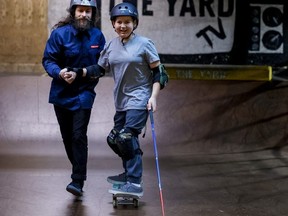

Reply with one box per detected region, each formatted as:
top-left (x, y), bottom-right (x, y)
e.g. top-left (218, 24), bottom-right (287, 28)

top-left (1, 76), bottom-right (288, 216)
top-left (0, 75), bottom-right (287, 155)
top-left (156, 79), bottom-right (288, 154)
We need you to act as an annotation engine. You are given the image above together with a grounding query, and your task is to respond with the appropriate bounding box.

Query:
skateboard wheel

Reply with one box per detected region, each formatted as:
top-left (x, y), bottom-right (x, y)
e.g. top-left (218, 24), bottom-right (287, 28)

top-left (133, 199), bottom-right (139, 207)
top-left (113, 197), bottom-right (118, 208)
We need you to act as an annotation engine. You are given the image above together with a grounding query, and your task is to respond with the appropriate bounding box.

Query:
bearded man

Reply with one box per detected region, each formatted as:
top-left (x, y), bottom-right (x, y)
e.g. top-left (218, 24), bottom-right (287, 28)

top-left (42, 0), bottom-right (105, 197)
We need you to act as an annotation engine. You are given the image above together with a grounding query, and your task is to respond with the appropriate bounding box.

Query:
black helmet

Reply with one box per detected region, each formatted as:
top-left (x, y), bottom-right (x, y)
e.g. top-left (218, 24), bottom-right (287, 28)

top-left (70, 0), bottom-right (97, 9)
top-left (110, 2), bottom-right (138, 26)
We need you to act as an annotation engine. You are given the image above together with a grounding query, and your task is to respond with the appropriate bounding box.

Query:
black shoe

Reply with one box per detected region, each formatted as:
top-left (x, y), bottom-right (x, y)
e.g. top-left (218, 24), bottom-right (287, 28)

top-left (107, 172), bottom-right (127, 185)
top-left (66, 181), bottom-right (83, 197)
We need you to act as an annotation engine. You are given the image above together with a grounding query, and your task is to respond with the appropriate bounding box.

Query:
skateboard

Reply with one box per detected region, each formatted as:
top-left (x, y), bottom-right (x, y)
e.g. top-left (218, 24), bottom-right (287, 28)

top-left (109, 184), bottom-right (141, 208)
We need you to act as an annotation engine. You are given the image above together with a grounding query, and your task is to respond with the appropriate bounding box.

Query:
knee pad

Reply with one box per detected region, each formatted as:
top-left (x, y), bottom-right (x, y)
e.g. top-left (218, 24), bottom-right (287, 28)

top-left (107, 129), bottom-right (122, 157)
top-left (116, 129), bottom-right (136, 160)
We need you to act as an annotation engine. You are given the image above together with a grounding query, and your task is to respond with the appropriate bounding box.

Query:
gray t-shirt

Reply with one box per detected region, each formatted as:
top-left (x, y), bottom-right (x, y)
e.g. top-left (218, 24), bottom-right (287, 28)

top-left (98, 34), bottom-right (160, 111)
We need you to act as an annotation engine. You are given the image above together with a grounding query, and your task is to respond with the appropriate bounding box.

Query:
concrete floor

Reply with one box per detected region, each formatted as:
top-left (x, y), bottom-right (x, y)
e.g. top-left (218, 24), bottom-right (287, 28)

top-left (1, 75), bottom-right (288, 216)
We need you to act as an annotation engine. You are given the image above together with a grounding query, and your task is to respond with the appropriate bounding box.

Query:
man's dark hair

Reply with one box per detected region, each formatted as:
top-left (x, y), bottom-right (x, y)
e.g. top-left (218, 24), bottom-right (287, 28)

top-left (52, 6), bottom-right (100, 30)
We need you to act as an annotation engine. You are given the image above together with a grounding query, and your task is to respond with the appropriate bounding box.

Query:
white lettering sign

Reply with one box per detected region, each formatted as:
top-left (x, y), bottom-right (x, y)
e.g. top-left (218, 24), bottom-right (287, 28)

top-left (101, 0), bottom-right (236, 55)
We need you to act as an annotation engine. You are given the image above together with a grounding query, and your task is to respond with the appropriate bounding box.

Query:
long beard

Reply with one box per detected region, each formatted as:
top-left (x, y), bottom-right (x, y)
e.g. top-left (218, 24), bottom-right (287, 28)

top-left (73, 17), bottom-right (92, 32)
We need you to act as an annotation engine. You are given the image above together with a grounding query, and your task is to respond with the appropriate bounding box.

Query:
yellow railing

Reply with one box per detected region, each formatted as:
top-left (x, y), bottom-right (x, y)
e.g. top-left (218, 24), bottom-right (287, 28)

top-left (165, 64), bottom-right (272, 81)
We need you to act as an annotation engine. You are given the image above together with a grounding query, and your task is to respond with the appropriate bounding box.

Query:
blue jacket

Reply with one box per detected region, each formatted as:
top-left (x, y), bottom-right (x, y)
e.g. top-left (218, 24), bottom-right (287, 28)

top-left (42, 25), bottom-right (105, 111)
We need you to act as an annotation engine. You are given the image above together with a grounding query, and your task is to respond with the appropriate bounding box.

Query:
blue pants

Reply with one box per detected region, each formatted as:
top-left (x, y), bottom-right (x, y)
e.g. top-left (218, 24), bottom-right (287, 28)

top-left (54, 105), bottom-right (91, 182)
top-left (113, 110), bottom-right (148, 184)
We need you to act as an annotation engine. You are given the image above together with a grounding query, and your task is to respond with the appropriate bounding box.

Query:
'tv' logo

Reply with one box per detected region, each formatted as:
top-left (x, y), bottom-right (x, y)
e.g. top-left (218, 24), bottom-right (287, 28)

top-left (196, 18), bottom-right (226, 48)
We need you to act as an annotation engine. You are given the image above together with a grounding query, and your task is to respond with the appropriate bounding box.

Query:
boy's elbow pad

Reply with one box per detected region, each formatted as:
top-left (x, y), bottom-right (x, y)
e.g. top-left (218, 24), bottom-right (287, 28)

top-left (152, 64), bottom-right (169, 89)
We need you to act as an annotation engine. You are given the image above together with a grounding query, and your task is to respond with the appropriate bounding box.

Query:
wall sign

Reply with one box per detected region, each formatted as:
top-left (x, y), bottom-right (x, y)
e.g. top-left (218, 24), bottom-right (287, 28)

top-left (103, 0), bottom-right (288, 65)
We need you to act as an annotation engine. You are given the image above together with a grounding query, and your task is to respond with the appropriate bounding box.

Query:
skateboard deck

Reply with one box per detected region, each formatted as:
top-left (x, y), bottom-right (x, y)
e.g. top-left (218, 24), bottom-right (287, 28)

top-left (109, 184), bottom-right (141, 208)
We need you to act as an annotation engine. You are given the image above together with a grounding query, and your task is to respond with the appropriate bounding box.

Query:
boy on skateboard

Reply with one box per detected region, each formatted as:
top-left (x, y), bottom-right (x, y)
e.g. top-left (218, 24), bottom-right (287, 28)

top-left (94, 2), bottom-right (168, 197)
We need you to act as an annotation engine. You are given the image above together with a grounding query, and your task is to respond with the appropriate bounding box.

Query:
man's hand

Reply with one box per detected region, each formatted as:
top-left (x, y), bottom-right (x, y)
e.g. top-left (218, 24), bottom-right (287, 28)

top-left (64, 71), bottom-right (77, 84)
top-left (59, 68), bottom-right (77, 84)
